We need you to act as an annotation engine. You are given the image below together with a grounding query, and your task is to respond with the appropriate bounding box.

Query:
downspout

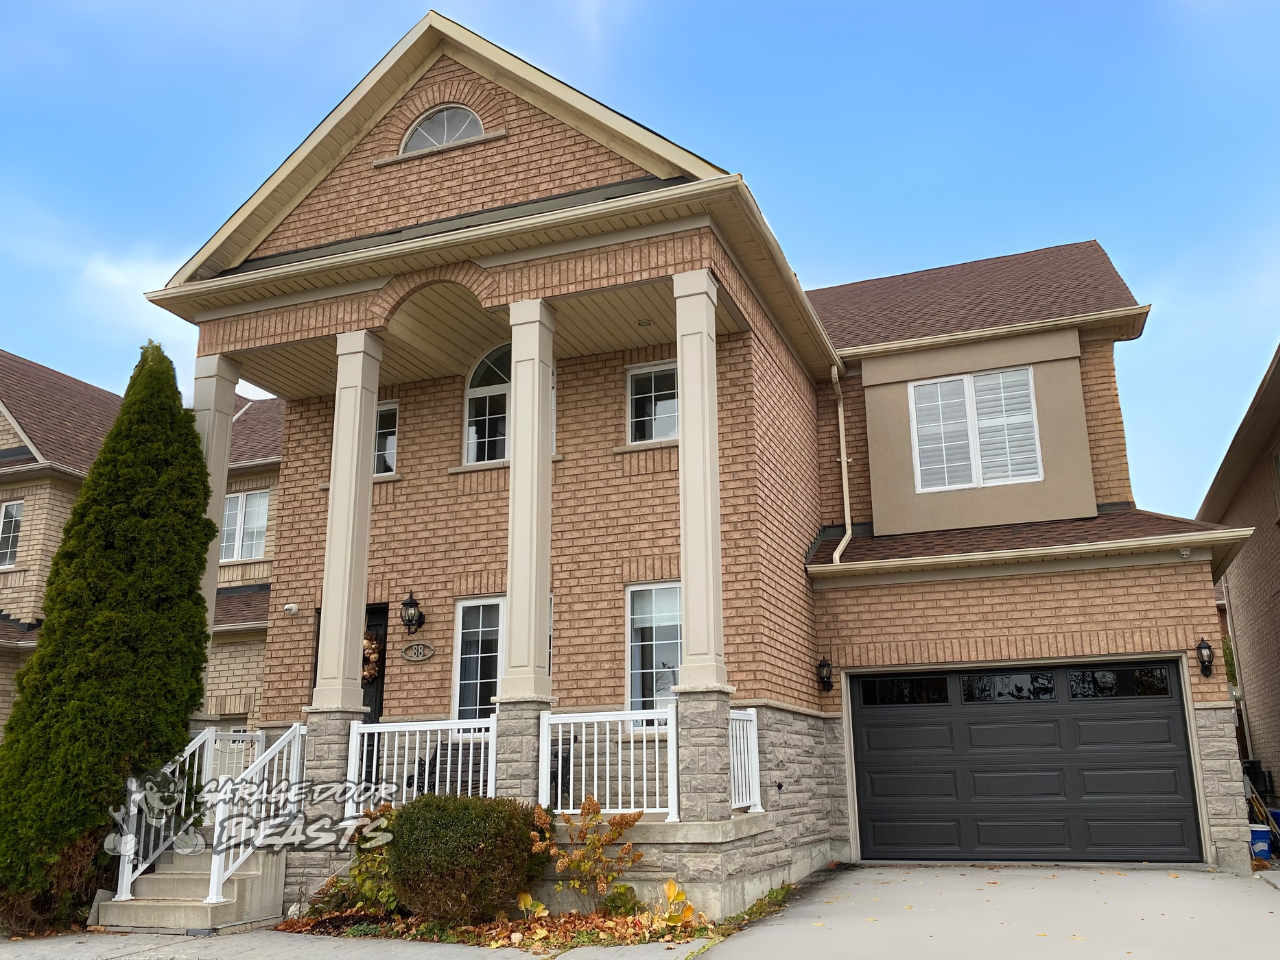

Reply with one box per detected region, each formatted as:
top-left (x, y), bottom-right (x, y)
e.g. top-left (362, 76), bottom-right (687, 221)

top-left (831, 365), bottom-right (853, 565)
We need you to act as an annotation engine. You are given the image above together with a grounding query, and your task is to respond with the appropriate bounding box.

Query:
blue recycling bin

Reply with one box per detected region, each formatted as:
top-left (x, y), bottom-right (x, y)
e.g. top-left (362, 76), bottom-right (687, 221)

top-left (1251, 824), bottom-right (1272, 860)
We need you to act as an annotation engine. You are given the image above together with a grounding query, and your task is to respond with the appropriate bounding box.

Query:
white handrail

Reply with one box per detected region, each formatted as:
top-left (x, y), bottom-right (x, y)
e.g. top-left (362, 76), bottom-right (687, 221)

top-left (344, 718), bottom-right (496, 818)
top-left (729, 708), bottom-right (763, 813)
top-left (205, 722), bottom-right (306, 904)
top-left (113, 727), bottom-right (215, 901)
top-left (539, 705), bottom-right (678, 822)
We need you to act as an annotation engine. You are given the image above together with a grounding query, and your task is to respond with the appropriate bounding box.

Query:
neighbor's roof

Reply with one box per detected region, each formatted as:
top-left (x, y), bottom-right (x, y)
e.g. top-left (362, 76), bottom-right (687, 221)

top-left (0, 350), bottom-right (122, 475)
top-left (808, 508), bottom-right (1252, 583)
top-left (1198, 339), bottom-right (1280, 524)
top-left (230, 398), bottom-right (285, 465)
top-left (807, 241), bottom-right (1143, 354)
top-left (214, 584), bottom-right (271, 628)
top-left (168, 10), bottom-right (725, 286)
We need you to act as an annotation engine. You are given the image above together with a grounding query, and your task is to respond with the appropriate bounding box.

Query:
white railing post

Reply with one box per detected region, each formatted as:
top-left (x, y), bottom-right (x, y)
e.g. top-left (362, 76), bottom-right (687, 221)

top-left (486, 717), bottom-right (498, 798)
top-left (537, 711), bottom-right (552, 808)
top-left (114, 778), bottom-right (140, 901)
top-left (746, 707), bottom-right (763, 813)
top-left (200, 726), bottom-right (217, 787)
top-left (665, 702), bottom-right (680, 823)
top-left (344, 721), bottom-right (362, 819)
top-left (204, 780), bottom-right (230, 904)
top-left (288, 726), bottom-right (305, 815)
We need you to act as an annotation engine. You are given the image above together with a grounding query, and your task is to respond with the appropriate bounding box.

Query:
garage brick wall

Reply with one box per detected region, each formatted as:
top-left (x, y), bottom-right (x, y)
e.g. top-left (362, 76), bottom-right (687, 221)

top-left (813, 559), bottom-right (1228, 711)
top-left (1219, 447), bottom-right (1280, 781)
top-left (251, 56), bottom-right (649, 260)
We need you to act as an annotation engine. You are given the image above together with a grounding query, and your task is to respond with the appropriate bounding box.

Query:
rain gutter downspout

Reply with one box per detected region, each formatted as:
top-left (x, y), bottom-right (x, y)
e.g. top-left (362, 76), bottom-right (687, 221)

top-left (831, 365), bottom-right (853, 565)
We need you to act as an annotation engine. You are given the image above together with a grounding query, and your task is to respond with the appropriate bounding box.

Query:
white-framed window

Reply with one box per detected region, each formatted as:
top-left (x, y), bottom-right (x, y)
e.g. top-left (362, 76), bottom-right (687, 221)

top-left (454, 598), bottom-right (503, 720)
top-left (375, 402), bottom-right (398, 476)
top-left (626, 583), bottom-right (682, 711)
top-left (0, 501), bottom-right (22, 567)
top-left (465, 344), bottom-right (511, 464)
top-left (908, 366), bottom-right (1043, 493)
top-left (220, 491), bottom-right (269, 562)
top-left (628, 363), bottom-right (678, 444)
top-left (403, 105), bottom-right (483, 154)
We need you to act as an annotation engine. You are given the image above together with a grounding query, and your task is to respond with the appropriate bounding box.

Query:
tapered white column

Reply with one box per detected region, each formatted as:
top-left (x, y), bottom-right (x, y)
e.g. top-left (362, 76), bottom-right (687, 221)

top-left (498, 299), bottom-right (555, 703)
top-left (193, 354), bottom-right (241, 629)
top-left (673, 270), bottom-right (728, 689)
top-left (312, 331), bottom-right (383, 710)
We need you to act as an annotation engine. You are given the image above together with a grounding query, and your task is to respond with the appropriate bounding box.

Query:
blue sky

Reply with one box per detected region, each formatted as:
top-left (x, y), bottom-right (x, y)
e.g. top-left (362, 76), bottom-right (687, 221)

top-left (1, 1), bottom-right (1277, 517)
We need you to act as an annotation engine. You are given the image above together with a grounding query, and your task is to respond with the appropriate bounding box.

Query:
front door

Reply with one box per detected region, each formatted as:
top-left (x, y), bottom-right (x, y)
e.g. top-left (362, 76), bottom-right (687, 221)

top-left (362, 605), bottom-right (388, 723)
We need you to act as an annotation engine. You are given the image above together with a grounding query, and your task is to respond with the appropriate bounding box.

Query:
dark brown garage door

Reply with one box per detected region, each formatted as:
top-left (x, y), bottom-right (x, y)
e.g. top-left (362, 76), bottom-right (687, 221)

top-left (850, 661), bottom-right (1201, 861)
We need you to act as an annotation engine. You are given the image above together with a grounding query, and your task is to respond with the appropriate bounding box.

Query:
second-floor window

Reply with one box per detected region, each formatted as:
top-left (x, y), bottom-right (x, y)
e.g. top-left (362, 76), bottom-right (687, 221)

top-left (466, 344), bottom-right (511, 464)
top-left (628, 364), bottom-right (678, 443)
top-left (375, 403), bottom-right (398, 476)
top-left (0, 501), bottom-right (22, 567)
top-left (221, 491), bottom-right (269, 562)
top-left (910, 366), bottom-right (1042, 492)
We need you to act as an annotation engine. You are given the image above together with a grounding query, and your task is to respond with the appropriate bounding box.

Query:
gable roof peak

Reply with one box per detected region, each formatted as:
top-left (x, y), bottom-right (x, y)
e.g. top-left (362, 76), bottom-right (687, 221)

top-left (168, 10), bottom-right (725, 288)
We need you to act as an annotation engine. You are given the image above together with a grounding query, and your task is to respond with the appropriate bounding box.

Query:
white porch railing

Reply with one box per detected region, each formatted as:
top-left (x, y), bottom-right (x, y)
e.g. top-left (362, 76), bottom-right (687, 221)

top-left (114, 727), bottom-right (215, 901)
top-left (210, 730), bottom-right (266, 781)
top-left (205, 722), bottom-right (306, 904)
top-left (538, 706), bottom-right (679, 822)
top-left (729, 708), bottom-right (764, 812)
top-left (344, 718), bottom-right (496, 818)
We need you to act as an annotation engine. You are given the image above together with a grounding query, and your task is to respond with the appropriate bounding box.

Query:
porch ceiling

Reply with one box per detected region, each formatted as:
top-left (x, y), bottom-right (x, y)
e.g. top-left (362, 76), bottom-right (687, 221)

top-left (230, 277), bottom-right (747, 400)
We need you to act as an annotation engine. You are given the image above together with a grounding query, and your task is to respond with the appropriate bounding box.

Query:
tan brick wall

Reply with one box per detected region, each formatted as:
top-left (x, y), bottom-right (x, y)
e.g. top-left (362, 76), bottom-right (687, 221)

top-left (0, 413), bottom-right (24, 449)
top-left (0, 646), bottom-right (32, 736)
top-left (1080, 338), bottom-right (1133, 503)
top-left (1220, 449), bottom-right (1280, 778)
top-left (206, 637), bottom-right (266, 727)
top-left (814, 559), bottom-right (1227, 711)
top-left (251, 56), bottom-right (649, 259)
top-left (815, 370), bottom-right (872, 529)
top-left (0, 477), bottom-right (79, 625)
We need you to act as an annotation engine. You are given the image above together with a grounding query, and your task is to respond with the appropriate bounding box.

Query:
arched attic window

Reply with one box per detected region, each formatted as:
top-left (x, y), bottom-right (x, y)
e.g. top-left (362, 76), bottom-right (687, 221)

top-left (403, 105), bottom-right (483, 153)
top-left (466, 344), bottom-right (511, 464)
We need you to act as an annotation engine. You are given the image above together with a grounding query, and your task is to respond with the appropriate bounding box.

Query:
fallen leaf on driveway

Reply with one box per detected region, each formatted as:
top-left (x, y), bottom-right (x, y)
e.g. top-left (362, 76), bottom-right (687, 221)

top-left (1071, 935), bottom-right (1087, 940)
top-left (1169, 873), bottom-right (1180, 879)
top-left (813, 923), bottom-right (825, 927)
top-left (866, 918), bottom-right (878, 922)
top-left (1037, 933), bottom-right (1047, 937)
top-left (905, 906), bottom-right (913, 910)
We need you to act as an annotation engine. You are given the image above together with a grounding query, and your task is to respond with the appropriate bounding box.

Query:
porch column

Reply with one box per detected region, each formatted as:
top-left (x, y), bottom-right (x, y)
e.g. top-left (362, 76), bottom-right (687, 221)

top-left (494, 299), bottom-right (555, 804)
top-left (311, 330), bottom-right (383, 710)
top-left (671, 269), bottom-right (733, 823)
top-left (192, 354), bottom-right (240, 632)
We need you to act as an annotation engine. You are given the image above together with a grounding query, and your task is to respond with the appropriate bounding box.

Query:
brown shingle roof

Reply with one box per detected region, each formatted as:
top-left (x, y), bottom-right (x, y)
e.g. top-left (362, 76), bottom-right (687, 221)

top-left (806, 241), bottom-right (1138, 351)
top-left (214, 584), bottom-right (270, 626)
top-left (809, 509), bottom-right (1226, 566)
top-left (0, 351), bottom-right (122, 474)
top-left (229, 398), bottom-right (284, 465)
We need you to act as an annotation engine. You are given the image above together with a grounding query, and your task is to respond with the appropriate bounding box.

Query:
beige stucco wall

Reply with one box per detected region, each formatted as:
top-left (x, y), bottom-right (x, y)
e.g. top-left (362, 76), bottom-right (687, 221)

top-left (863, 330), bottom-right (1097, 535)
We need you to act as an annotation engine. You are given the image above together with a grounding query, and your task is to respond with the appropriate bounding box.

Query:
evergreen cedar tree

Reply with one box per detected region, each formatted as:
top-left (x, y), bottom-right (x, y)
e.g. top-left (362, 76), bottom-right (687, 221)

top-left (0, 343), bottom-right (216, 930)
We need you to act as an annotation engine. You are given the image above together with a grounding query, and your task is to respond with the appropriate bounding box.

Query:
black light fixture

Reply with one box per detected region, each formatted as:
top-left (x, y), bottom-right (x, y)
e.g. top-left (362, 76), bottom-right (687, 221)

top-left (817, 657), bottom-right (834, 693)
top-left (399, 592), bottom-right (425, 635)
top-left (1196, 638), bottom-right (1214, 677)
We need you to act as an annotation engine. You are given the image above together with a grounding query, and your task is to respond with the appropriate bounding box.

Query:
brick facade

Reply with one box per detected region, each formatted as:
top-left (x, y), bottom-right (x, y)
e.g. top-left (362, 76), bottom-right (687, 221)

top-left (0, 476), bottom-right (79, 625)
top-left (206, 637), bottom-right (266, 726)
top-left (1220, 448), bottom-right (1280, 779)
top-left (1080, 337), bottom-right (1134, 504)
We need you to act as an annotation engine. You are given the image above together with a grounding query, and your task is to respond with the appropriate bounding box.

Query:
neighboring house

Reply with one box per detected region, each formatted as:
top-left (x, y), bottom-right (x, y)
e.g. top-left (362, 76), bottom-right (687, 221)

top-left (104, 11), bottom-right (1254, 929)
top-left (0, 348), bottom-right (282, 736)
top-left (1199, 342), bottom-right (1280, 800)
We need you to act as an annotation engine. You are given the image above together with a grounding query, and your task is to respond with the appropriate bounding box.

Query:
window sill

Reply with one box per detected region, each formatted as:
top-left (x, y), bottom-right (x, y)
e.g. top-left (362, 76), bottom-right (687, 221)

top-left (373, 130), bottom-right (508, 168)
top-left (219, 557), bottom-right (269, 567)
top-left (614, 438), bottom-right (679, 454)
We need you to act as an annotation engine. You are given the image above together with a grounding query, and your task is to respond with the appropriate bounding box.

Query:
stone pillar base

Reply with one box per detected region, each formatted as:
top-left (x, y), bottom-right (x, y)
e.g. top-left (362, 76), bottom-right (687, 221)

top-left (494, 697), bottom-right (554, 806)
top-left (673, 686), bottom-right (733, 823)
top-left (282, 706), bottom-right (367, 911)
top-left (1195, 705), bottom-right (1252, 875)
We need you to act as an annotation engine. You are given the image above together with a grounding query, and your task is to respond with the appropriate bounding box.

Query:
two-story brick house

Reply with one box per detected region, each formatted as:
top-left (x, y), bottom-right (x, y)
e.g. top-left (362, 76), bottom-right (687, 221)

top-left (0, 349), bottom-right (284, 737)
top-left (102, 11), bottom-right (1254, 930)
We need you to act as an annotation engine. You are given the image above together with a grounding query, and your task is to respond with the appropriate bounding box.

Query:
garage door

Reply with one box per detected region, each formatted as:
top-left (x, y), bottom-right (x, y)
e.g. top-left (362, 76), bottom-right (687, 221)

top-left (850, 661), bottom-right (1201, 861)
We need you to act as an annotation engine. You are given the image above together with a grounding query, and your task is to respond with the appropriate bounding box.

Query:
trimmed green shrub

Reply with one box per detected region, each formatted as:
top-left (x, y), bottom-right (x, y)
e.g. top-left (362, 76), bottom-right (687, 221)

top-left (0, 343), bottom-right (216, 931)
top-left (387, 794), bottom-right (548, 924)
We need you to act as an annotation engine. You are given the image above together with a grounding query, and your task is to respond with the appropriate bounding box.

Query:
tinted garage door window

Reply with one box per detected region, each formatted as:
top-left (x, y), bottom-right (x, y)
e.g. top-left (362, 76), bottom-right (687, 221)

top-left (851, 662), bottom-right (1201, 861)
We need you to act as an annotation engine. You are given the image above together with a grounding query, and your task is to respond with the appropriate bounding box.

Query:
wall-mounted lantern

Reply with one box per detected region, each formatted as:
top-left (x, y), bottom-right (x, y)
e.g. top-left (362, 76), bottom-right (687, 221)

top-left (1196, 638), bottom-right (1214, 678)
top-left (400, 592), bottom-right (425, 635)
top-left (817, 657), bottom-right (834, 693)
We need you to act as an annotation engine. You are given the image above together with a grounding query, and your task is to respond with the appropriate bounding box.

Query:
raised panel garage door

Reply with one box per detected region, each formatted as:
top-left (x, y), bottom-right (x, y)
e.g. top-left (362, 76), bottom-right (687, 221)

top-left (850, 661), bottom-right (1202, 861)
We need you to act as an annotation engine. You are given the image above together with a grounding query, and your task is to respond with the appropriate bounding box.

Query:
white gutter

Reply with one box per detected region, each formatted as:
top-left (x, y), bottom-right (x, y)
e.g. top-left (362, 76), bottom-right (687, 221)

top-left (830, 366), bottom-right (853, 564)
top-left (211, 621), bottom-right (269, 636)
top-left (807, 527), bottom-right (1254, 579)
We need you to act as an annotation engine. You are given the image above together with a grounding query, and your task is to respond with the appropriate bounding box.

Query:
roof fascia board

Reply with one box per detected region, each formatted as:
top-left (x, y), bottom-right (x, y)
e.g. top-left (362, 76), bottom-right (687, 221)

top-left (1197, 340), bottom-right (1280, 522)
top-left (0, 461), bottom-right (86, 483)
top-left (833, 304), bottom-right (1151, 362)
top-left (805, 527), bottom-right (1253, 579)
top-left (0, 398), bottom-right (44, 463)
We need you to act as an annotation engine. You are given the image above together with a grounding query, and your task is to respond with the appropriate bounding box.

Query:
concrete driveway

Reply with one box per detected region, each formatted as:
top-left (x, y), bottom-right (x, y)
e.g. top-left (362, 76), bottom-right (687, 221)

top-left (708, 864), bottom-right (1280, 959)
